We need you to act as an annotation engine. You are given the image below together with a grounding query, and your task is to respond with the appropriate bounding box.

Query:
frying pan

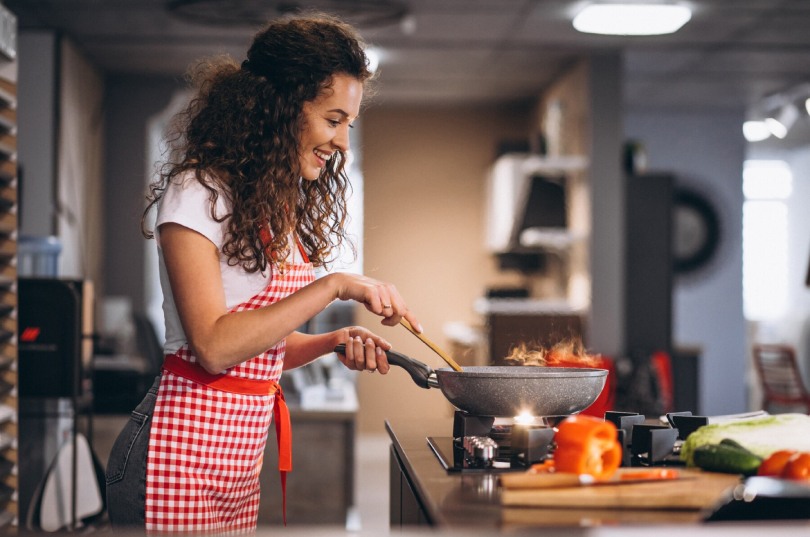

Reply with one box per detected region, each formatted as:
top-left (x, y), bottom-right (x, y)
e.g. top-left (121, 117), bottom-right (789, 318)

top-left (333, 344), bottom-right (607, 417)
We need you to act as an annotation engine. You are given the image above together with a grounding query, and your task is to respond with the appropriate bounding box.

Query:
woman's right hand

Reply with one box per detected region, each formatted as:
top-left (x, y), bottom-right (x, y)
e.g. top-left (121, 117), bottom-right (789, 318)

top-left (335, 327), bottom-right (391, 374)
top-left (328, 273), bottom-right (422, 332)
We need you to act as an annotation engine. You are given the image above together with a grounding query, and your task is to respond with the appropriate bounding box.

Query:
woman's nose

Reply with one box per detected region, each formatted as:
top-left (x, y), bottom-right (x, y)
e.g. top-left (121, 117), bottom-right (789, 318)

top-left (333, 125), bottom-right (350, 151)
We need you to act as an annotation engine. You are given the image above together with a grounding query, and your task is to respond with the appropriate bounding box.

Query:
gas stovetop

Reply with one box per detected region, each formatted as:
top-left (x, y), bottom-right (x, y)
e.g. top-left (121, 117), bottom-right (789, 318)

top-left (430, 410), bottom-right (694, 473)
top-left (428, 436), bottom-right (529, 473)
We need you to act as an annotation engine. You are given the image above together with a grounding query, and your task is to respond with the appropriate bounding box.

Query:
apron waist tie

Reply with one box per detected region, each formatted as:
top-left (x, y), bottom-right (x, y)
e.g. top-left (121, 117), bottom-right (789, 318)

top-left (162, 352), bottom-right (292, 525)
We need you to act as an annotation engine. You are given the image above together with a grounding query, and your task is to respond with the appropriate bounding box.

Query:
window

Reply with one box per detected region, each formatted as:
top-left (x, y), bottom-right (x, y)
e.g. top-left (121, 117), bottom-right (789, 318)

top-left (742, 160), bottom-right (792, 320)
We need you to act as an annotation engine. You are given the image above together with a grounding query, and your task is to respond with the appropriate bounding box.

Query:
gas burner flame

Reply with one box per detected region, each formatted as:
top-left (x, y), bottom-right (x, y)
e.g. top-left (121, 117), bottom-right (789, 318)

top-left (513, 411), bottom-right (538, 426)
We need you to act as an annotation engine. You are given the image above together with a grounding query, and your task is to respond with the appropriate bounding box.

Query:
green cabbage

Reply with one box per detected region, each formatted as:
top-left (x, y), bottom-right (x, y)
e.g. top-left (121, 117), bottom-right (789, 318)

top-left (680, 413), bottom-right (810, 467)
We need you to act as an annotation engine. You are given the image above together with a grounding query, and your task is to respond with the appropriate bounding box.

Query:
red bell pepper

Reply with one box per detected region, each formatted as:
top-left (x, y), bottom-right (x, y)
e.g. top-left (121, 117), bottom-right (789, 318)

top-left (553, 414), bottom-right (622, 480)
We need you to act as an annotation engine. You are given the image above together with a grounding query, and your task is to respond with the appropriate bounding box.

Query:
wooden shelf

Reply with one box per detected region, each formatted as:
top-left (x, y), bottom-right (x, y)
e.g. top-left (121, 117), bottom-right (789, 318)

top-left (0, 141), bottom-right (15, 162)
top-left (0, 79), bottom-right (15, 110)
top-left (0, 66), bottom-right (17, 529)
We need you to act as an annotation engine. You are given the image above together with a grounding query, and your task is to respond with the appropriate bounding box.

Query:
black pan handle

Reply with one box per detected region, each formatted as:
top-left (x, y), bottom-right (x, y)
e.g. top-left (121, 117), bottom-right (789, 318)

top-left (333, 344), bottom-right (435, 389)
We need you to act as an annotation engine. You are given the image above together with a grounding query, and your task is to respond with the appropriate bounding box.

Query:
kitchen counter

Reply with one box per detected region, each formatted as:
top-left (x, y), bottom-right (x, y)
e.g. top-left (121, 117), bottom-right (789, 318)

top-left (385, 416), bottom-right (810, 533)
top-left (387, 416), bottom-right (502, 528)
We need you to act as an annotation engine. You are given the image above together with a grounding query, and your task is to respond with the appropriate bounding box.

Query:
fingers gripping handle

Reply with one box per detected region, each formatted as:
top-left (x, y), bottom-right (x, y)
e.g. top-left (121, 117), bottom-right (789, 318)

top-left (333, 344), bottom-right (436, 389)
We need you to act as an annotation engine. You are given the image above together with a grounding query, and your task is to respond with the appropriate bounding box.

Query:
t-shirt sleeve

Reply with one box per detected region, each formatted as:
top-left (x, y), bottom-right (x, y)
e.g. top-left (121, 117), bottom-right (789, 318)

top-left (155, 173), bottom-right (229, 248)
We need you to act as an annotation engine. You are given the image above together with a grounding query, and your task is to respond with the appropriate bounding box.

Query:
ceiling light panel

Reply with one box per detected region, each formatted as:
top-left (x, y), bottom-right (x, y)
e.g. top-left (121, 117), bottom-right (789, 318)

top-left (573, 3), bottom-right (692, 36)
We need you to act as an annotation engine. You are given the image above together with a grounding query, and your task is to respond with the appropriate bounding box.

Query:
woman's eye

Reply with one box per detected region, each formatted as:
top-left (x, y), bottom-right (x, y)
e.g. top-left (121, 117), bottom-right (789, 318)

top-left (327, 119), bottom-right (340, 127)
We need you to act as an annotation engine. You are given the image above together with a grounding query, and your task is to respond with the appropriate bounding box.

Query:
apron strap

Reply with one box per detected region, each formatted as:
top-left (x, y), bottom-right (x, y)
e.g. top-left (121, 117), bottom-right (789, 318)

top-left (273, 385), bottom-right (292, 525)
top-left (162, 352), bottom-right (293, 525)
top-left (259, 222), bottom-right (311, 264)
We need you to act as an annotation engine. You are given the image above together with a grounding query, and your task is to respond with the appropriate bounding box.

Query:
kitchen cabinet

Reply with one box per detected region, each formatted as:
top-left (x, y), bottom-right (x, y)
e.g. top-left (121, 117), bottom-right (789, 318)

top-left (625, 172), bottom-right (673, 355)
top-left (389, 443), bottom-right (430, 527)
top-left (623, 173), bottom-right (701, 415)
top-left (258, 408), bottom-right (356, 526)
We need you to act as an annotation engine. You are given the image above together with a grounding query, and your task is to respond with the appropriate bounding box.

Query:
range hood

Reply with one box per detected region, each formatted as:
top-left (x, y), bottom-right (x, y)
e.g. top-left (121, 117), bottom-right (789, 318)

top-left (485, 153), bottom-right (587, 255)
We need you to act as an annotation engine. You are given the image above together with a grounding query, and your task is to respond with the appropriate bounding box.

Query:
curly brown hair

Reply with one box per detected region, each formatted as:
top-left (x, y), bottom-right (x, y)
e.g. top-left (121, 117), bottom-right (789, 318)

top-left (142, 12), bottom-right (375, 273)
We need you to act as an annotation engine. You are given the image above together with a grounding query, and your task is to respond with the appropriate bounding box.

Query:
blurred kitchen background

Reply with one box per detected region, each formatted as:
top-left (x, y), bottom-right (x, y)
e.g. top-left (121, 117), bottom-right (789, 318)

top-left (3, 0), bottom-right (810, 531)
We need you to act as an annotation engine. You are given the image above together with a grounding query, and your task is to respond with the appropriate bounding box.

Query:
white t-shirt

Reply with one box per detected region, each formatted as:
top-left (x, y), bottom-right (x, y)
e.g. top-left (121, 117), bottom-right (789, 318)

top-left (155, 171), bottom-right (300, 354)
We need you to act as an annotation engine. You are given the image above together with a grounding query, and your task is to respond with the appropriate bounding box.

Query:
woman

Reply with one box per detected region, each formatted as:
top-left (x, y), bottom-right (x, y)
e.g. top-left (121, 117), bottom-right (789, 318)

top-left (105, 13), bottom-right (420, 533)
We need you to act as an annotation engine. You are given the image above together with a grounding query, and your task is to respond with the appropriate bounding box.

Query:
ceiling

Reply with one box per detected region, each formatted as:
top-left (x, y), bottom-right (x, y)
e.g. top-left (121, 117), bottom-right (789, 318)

top-left (6, 0), bottom-right (810, 115)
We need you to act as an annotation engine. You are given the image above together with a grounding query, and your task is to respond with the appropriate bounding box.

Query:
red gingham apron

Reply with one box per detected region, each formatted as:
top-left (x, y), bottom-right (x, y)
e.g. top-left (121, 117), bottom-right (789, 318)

top-left (145, 242), bottom-right (314, 534)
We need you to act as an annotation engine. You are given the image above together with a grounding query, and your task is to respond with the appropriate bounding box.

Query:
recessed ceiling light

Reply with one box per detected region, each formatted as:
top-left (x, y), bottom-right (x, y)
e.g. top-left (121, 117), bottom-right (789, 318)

top-left (573, 3), bottom-right (692, 36)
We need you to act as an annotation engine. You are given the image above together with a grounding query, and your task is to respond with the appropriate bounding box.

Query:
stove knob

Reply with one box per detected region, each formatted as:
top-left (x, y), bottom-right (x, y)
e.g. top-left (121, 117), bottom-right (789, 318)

top-left (473, 438), bottom-right (498, 462)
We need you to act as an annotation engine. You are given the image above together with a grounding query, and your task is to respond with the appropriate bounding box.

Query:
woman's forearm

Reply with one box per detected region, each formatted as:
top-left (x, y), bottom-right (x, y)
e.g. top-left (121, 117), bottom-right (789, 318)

top-left (188, 275), bottom-right (342, 373)
top-left (283, 330), bottom-right (344, 370)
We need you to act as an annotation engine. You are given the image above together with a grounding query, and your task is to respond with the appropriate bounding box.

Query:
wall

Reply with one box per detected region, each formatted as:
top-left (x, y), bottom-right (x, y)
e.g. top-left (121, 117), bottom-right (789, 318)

top-left (356, 103), bottom-right (531, 433)
top-left (102, 75), bottom-right (181, 308)
top-left (16, 31), bottom-right (56, 237)
top-left (624, 110), bottom-right (748, 415)
top-left (57, 38), bottom-right (104, 285)
top-left (16, 32), bottom-right (104, 286)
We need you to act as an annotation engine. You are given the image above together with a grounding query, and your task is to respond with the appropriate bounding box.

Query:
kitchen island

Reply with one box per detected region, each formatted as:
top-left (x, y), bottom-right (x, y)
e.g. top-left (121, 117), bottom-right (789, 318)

top-left (386, 416), bottom-right (810, 532)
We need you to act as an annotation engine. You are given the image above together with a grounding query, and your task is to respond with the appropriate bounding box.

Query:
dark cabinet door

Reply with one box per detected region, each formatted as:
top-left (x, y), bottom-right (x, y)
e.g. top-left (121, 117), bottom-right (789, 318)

top-left (625, 173), bottom-right (673, 355)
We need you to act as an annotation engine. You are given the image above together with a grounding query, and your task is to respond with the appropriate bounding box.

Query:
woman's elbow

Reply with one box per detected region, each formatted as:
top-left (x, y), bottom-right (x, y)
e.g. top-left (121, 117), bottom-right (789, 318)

top-left (188, 343), bottom-right (226, 375)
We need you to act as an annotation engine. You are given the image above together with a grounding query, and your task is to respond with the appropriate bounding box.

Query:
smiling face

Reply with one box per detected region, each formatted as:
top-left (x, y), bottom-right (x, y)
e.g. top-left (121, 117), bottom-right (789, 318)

top-left (298, 74), bottom-right (364, 181)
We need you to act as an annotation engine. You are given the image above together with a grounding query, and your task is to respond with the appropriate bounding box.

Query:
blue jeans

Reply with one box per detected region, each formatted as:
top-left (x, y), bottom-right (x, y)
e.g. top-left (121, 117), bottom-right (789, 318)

top-left (105, 376), bottom-right (160, 529)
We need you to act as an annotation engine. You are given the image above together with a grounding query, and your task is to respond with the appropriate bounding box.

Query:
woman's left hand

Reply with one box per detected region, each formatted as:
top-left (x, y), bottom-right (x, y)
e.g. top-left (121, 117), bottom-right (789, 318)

top-left (335, 327), bottom-right (392, 374)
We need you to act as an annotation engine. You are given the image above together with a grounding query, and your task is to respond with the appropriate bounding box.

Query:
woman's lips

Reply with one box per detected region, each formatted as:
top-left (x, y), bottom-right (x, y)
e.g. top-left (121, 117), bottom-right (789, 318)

top-left (314, 149), bottom-right (332, 167)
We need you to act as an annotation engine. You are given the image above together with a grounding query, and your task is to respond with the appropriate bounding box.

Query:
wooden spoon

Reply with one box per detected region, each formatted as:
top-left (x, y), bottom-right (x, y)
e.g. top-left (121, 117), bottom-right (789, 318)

top-left (399, 319), bottom-right (463, 372)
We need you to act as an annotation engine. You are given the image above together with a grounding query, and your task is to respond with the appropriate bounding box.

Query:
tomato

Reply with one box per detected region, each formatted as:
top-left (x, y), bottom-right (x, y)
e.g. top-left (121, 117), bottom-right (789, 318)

top-left (758, 450), bottom-right (810, 480)
top-left (553, 415), bottom-right (622, 480)
top-left (782, 452), bottom-right (810, 481)
top-left (757, 450), bottom-right (797, 476)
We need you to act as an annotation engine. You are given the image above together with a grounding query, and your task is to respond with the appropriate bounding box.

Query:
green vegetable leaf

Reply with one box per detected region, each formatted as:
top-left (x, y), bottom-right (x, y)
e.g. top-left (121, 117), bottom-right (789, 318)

top-left (680, 414), bottom-right (810, 467)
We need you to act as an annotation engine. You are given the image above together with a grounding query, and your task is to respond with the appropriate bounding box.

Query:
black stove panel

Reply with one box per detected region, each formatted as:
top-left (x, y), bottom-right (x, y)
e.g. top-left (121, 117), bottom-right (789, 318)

top-left (430, 410), bottom-right (687, 473)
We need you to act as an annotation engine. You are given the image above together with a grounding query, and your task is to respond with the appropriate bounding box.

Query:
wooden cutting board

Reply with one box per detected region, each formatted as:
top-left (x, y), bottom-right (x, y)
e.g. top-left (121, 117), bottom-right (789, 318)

top-left (500, 468), bottom-right (741, 510)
